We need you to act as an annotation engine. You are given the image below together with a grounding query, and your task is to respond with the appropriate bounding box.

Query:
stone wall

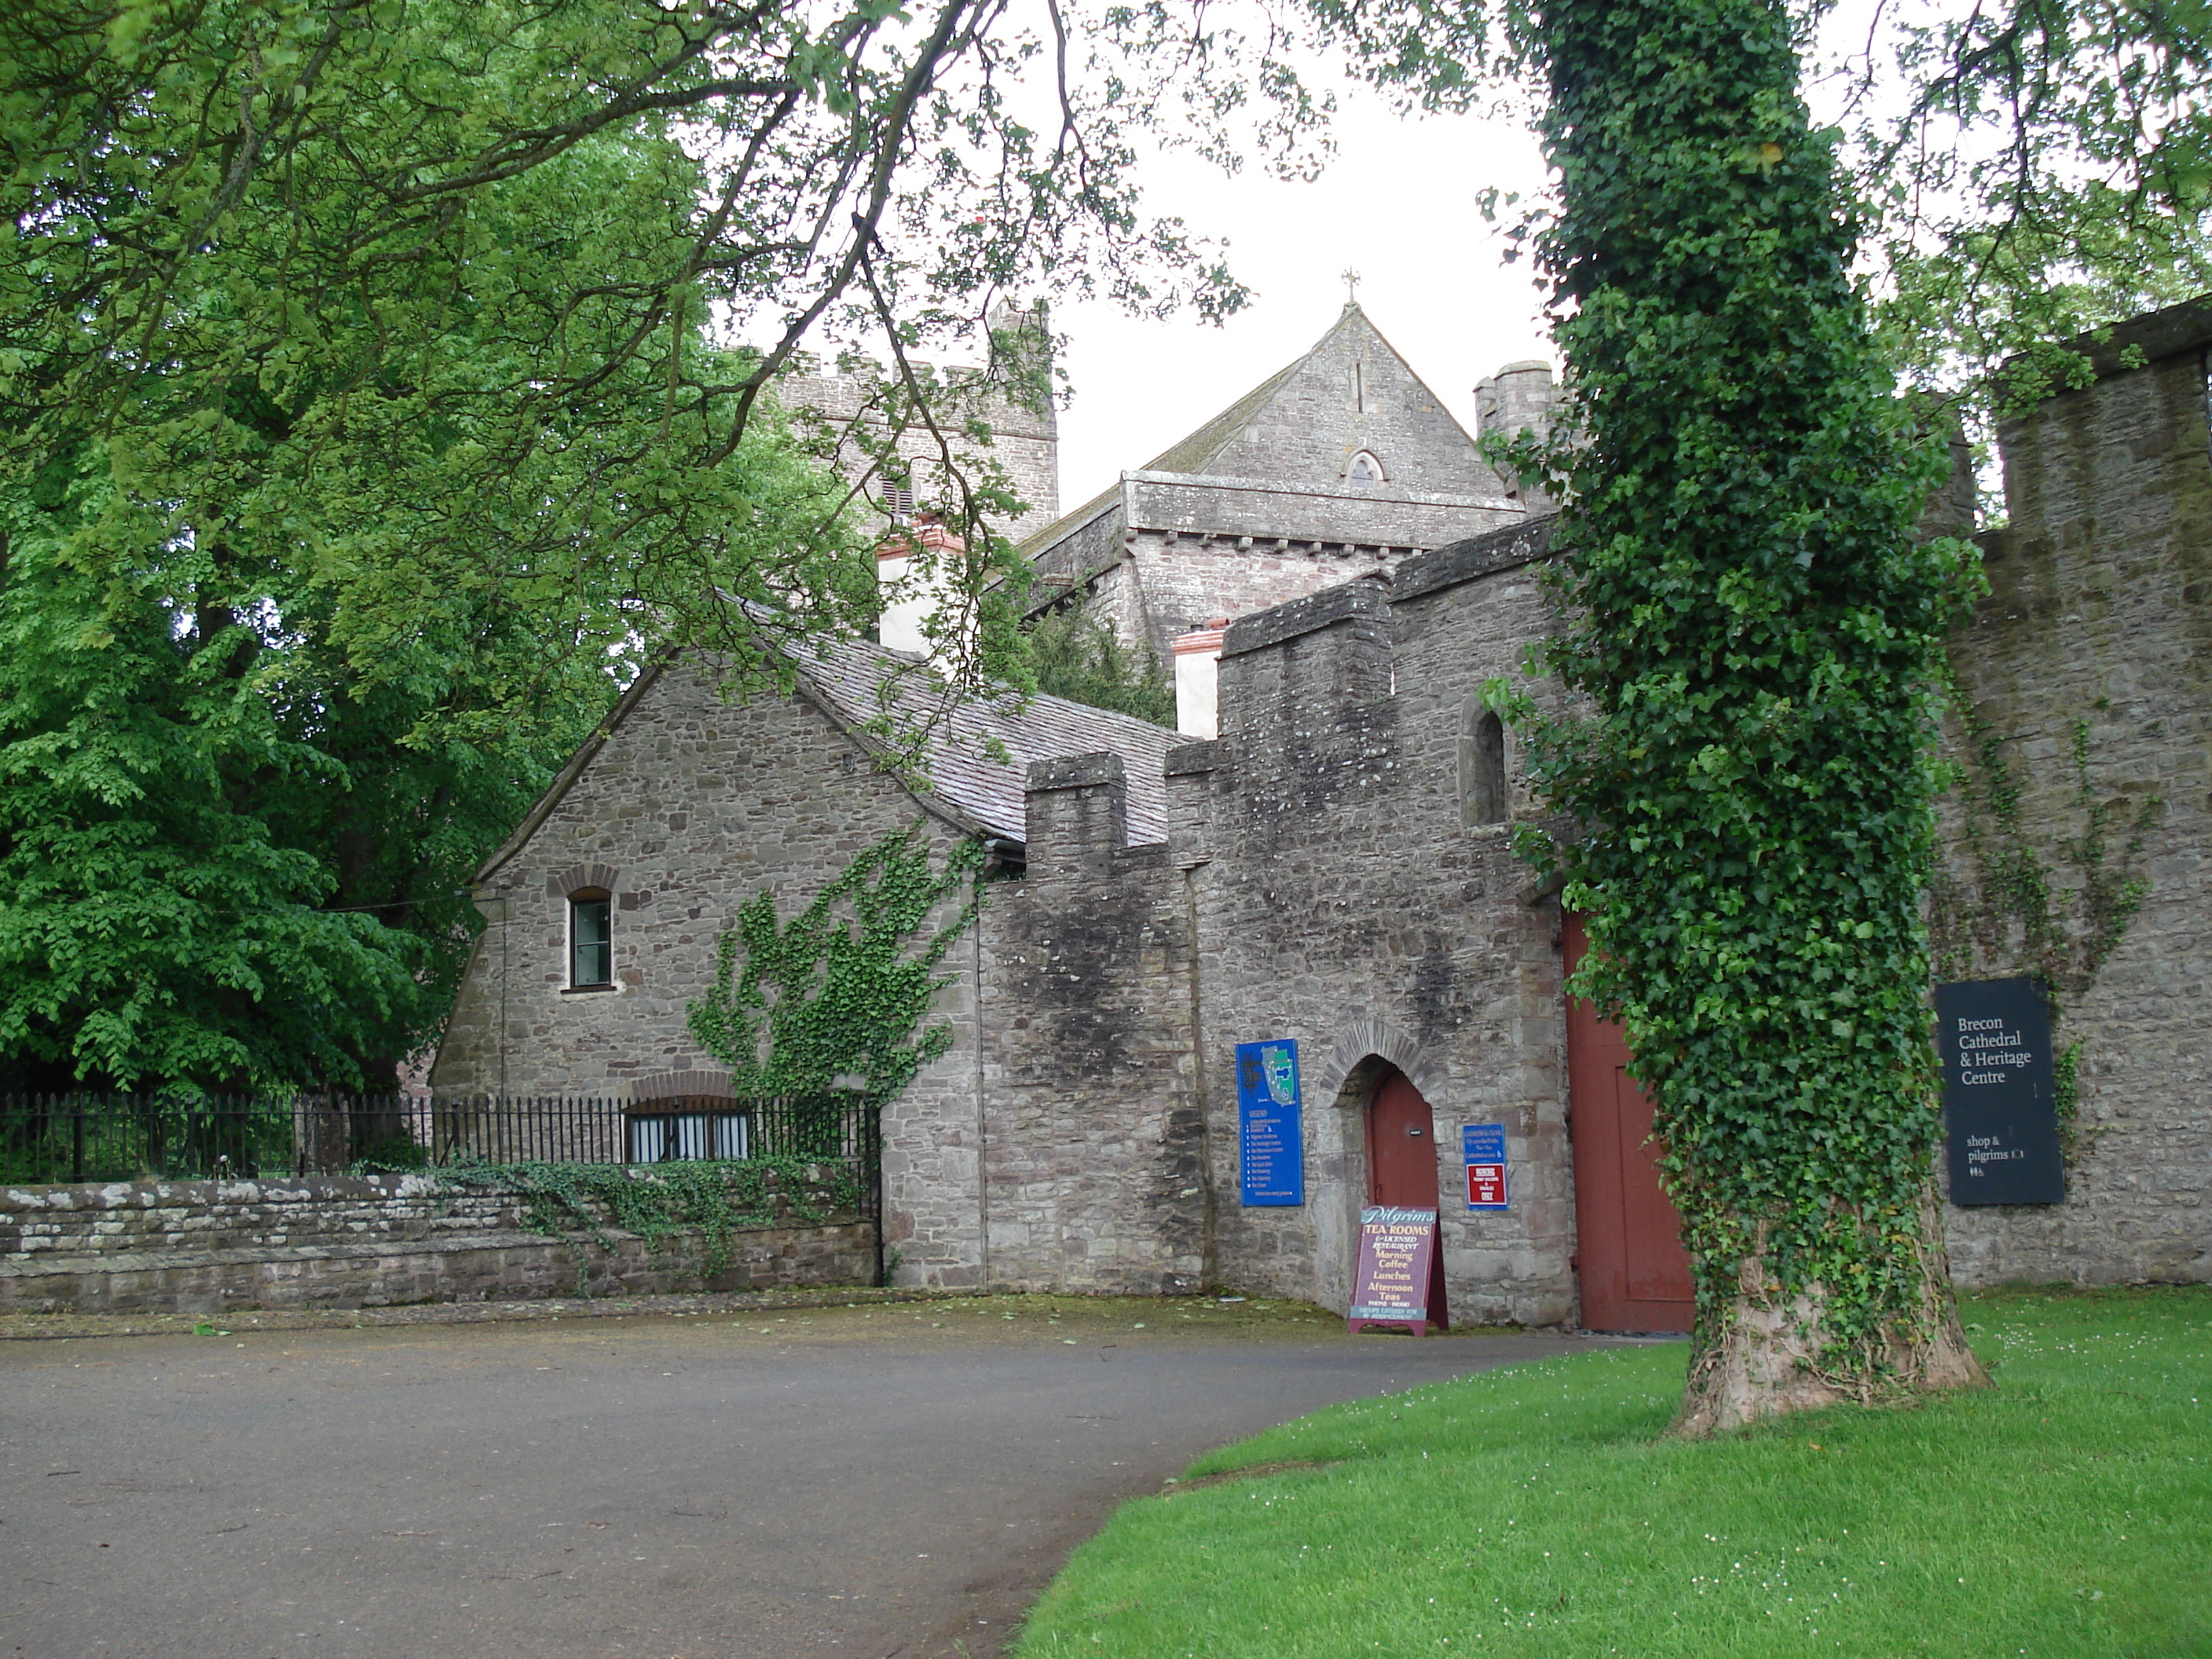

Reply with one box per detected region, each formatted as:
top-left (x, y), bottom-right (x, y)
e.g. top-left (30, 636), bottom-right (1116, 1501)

top-left (966, 754), bottom-right (1210, 1294)
top-left (1938, 299), bottom-right (2212, 1287)
top-left (1203, 309), bottom-right (1505, 499)
top-left (1173, 530), bottom-right (1578, 1327)
top-left (431, 657), bottom-right (976, 1104)
top-left (0, 1170), bottom-right (875, 1316)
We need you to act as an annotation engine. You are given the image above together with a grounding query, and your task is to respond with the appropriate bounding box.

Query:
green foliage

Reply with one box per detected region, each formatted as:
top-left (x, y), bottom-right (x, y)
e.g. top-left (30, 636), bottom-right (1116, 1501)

top-left (1025, 606), bottom-right (1177, 727)
top-left (1931, 709), bottom-right (2159, 1163)
top-left (1931, 712), bottom-right (2159, 1001)
top-left (688, 826), bottom-right (986, 1111)
top-left (0, 467), bottom-right (430, 1090)
top-left (0, 0), bottom-right (1343, 1090)
top-left (1479, 0), bottom-right (1986, 1392)
top-left (440, 1157), bottom-right (863, 1287)
top-left (1857, 0), bottom-right (2212, 411)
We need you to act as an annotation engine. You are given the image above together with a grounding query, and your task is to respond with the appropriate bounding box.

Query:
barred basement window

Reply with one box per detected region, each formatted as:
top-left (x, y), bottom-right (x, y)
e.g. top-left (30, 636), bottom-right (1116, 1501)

top-left (625, 1100), bottom-right (751, 1163)
top-left (569, 889), bottom-right (613, 987)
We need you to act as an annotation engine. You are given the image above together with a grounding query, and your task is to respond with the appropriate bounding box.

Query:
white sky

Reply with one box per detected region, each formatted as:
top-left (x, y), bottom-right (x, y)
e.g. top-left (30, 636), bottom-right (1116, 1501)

top-left (1037, 0), bottom-right (1920, 514)
top-left (1046, 90), bottom-right (1558, 511)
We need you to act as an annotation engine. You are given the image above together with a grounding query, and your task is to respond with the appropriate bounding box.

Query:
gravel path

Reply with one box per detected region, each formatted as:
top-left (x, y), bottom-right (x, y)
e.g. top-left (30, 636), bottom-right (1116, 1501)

top-left (2, 1295), bottom-right (1595, 1658)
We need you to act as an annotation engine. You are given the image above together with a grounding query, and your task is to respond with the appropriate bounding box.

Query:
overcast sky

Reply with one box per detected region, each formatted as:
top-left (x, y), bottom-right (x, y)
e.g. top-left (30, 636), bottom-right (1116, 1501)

top-left (1033, 0), bottom-right (1919, 516)
top-left (1046, 90), bottom-right (1557, 511)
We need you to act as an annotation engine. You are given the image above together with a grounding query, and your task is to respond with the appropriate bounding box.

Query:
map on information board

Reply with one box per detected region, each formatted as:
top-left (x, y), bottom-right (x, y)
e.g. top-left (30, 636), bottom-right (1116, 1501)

top-left (1237, 1039), bottom-right (1304, 1207)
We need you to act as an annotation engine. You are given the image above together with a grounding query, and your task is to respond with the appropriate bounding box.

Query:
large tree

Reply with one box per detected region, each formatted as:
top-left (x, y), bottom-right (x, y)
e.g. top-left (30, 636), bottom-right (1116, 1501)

top-left (1511, 0), bottom-right (1992, 1433)
top-left (1302, 0), bottom-right (2212, 1428)
top-left (2, 0), bottom-right (1298, 1091)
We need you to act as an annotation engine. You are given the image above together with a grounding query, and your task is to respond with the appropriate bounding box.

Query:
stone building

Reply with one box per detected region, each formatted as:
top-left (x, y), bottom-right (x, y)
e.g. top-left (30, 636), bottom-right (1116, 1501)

top-left (1017, 304), bottom-right (1553, 669)
top-left (777, 298), bottom-right (1062, 547)
top-left (1934, 298), bottom-right (2212, 1287)
top-left (430, 297), bottom-right (2210, 1325)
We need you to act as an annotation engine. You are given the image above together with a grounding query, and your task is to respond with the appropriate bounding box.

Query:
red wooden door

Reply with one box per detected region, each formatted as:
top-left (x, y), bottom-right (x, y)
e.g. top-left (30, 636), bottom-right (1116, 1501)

top-left (1367, 1070), bottom-right (1448, 1328)
top-left (1563, 914), bottom-right (1696, 1333)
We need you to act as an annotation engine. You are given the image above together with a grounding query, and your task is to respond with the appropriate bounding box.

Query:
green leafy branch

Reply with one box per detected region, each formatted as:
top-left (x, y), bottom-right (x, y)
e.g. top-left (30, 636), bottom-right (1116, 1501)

top-left (438, 1156), bottom-right (863, 1289)
top-left (687, 822), bottom-right (986, 1112)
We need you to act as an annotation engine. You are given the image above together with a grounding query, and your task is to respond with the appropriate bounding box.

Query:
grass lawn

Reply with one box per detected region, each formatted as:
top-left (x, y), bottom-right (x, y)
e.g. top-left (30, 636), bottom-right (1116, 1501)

top-left (1012, 1286), bottom-right (2211, 1658)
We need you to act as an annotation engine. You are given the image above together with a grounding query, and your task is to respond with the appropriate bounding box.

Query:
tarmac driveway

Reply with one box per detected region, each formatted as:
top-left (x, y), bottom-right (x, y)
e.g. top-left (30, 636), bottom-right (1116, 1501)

top-left (1, 1295), bottom-right (1591, 1659)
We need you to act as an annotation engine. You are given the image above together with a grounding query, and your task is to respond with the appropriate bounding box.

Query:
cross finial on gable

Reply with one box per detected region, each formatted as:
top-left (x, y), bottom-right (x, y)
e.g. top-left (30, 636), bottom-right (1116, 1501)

top-left (1342, 267), bottom-right (1361, 306)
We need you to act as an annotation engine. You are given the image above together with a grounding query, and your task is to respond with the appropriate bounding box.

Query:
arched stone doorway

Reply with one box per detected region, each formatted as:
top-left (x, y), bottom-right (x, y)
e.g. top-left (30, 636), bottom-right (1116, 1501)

top-left (1361, 1064), bottom-right (1450, 1329)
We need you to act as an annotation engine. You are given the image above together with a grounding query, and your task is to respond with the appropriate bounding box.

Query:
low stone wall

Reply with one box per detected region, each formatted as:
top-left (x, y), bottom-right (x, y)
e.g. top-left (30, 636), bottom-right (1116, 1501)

top-left (0, 1170), bottom-right (876, 1317)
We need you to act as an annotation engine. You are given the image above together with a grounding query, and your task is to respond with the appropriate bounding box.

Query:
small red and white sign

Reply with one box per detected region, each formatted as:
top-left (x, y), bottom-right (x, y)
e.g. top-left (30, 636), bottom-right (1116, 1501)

top-left (1462, 1123), bottom-right (1510, 1210)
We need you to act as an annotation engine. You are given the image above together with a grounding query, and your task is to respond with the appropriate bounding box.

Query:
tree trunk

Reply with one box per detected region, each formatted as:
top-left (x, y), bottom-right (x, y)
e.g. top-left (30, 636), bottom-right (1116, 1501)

top-left (1672, 1188), bottom-right (1989, 1437)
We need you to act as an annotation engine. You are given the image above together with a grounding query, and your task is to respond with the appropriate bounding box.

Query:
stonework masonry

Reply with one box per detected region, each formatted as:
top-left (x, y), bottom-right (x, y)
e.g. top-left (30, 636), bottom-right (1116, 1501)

top-left (1020, 306), bottom-right (1530, 661)
top-left (412, 298), bottom-right (2209, 1327)
top-left (1937, 298), bottom-right (2212, 1287)
top-left (1, 1173), bottom-right (873, 1316)
top-left (432, 658), bottom-right (975, 1102)
top-left (777, 339), bottom-right (1061, 545)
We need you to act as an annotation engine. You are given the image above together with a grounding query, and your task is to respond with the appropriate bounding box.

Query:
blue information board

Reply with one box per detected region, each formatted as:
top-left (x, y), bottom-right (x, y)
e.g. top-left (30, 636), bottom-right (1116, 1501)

top-left (1236, 1039), bottom-right (1305, 1207)
top-left (1462, 1122), bottom-right (1509, 1210)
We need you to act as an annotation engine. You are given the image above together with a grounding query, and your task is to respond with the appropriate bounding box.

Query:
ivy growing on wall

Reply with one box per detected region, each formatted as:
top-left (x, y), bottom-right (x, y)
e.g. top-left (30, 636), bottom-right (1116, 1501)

top-left (687, 822), bottom-right (985, 1113)
top-left (1930, 706), bottom-right (2160, 1159)
top-left (1489, 0), bottom-right (1990, 1433)
top-left (440, 1156), bottom-right (862, 1288)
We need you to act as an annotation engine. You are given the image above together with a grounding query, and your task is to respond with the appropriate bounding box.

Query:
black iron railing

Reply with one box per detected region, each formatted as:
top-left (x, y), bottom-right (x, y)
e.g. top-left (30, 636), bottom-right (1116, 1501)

top-left (0, 1091), bottom-right (877, 1189)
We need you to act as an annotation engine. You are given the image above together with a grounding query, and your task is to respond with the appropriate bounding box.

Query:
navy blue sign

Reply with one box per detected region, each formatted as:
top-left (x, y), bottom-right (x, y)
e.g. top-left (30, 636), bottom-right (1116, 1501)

top-left (1236, 1038), bottom-right (1305, 1207)
top-left (1462, 1123), bottom-right (1509, 1210)
top-left (1936, 977), bottom-right (2065, 1206)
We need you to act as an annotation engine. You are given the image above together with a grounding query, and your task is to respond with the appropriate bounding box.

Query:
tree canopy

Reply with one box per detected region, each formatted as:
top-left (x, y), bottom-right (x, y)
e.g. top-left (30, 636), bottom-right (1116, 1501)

top-left (0, 0), bottom-right (1325, 1090)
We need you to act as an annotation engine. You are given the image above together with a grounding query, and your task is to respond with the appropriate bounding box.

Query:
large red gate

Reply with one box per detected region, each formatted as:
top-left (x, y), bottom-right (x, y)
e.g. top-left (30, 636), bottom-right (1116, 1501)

top-left (1563, 914), bottom-right (1696, 1333)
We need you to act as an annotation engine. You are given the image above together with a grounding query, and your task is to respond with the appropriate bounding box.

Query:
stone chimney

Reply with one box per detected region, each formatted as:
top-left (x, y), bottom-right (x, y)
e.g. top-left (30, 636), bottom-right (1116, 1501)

top-left (1171, 617), bottom-right (1229, 739)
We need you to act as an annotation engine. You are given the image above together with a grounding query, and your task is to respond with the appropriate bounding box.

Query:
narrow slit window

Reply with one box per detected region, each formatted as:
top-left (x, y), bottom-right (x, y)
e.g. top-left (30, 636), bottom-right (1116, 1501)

top-left (1460, 703), bottom-right (1508, 828)
top-left (570, 891), bottom-right (612, 987)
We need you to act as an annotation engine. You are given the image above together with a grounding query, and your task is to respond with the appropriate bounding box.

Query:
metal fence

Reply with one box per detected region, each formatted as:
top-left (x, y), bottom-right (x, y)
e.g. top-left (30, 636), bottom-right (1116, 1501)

top-left (0, 1090), bottom-right (876, 1188)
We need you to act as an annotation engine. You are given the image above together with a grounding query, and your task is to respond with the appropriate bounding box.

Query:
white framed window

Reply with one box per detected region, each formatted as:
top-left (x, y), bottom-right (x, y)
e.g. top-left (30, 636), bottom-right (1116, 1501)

top-left (1348, 450), bottom-right (1384, 488)
top-left (626, 1103), bottom-right (751, 1163)
top-left (569, 889), bottom-right (613, 987)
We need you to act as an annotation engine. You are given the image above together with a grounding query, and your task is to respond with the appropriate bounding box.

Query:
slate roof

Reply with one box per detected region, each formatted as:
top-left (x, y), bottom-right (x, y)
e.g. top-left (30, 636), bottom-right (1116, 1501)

top-left (471, 619), bottom-right (1177, 888)
top-left (791, 632), bottom-right (1175, 846)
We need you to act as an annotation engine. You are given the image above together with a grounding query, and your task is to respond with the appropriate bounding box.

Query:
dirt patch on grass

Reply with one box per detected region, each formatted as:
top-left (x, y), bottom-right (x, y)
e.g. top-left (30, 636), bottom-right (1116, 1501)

top-left (1161, 1459), bottom-right (1342, 1493)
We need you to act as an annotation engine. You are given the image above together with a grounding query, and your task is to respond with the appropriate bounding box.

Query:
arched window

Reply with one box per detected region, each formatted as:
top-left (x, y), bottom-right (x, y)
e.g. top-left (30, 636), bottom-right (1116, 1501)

top-left (569, 888), bottom-right (613, 987)
top-left (1348, 450), bottom-right (1384, 488)
top-left (1459, 701), bottom-right (1507, 828)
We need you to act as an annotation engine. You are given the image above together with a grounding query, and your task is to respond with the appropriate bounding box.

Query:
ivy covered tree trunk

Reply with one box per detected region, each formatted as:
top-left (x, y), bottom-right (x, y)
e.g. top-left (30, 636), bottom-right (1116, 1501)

top-left (1522, 0), bottom-right (1990, 1431)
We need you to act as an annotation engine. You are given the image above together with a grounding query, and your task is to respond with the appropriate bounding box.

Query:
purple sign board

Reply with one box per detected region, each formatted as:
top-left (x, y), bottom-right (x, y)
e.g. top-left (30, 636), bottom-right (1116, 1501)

top-left (1348, 1206), bottom-right (1441, 1336)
